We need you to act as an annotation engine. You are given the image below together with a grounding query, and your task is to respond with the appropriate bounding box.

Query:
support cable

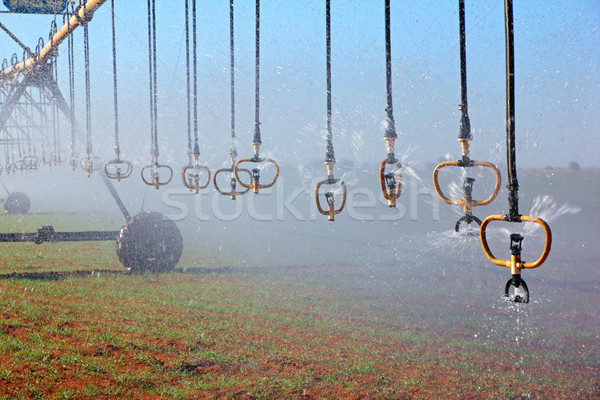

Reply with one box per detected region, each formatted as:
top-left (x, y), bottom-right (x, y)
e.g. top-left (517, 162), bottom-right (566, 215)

top-left (253, 0), bottom-right (261, 147)
top-left (84, 2), bottom-right (91, 157)
top-left (432, 0), bottom-right (501, 232)
top-left (111, 0), bottom-right (120, 157)
top-left (458, 0), bottom-right (470, 141)
top-left (146, 0), bottom-right (155, 158)
top-left (151, 0), bottom-right (158, 158)
top-left (0, 22), bottom-right (34, 57)
top-left (479, 0), bottom-right (552, 303)
top-left (67, 6), bottom-right (78, 170)
top-left (185, 0), bottom-right (191, 162)
top-left (180, 0), bottom-right (210, 193)
top-left (379, 0), bottom-right (402, 207)
top-left (504, 0), bottom-right (518, 221)
top-left (229, 0), bottom-right (237, 163)
top-left (80, 0), bottom-right (99, 177)
top-left (141, 0), bottom-right (173, 188)
top-left (104, 0), bottom-right (132, 181)
top-left (324, 0), bottom-right (333, 164)
top-left (213, 0), bottom-right (250, 199)
top-left (191, 0), bottom-right (199, 159)
top-left (314, 0), bottom-right (346, 221)
top-left (233, 0), bottom-right (279, 194)
top-left (51, 21), bottom-right (62, 166)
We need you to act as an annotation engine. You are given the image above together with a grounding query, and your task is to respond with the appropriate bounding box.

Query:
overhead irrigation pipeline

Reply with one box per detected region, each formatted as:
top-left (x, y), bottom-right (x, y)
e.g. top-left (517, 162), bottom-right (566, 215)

top-left (0, 0), bottom-right (108, 77)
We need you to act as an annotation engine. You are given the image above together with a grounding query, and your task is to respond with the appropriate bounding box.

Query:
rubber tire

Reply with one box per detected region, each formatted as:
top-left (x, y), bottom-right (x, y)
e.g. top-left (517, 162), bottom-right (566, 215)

top-left (4, 192), bottom-right (30, 214)
top-left (116, 212), bottom-right (183, 273)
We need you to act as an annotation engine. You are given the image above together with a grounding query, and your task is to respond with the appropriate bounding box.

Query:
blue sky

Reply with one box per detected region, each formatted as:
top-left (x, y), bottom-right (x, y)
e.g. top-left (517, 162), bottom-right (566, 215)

top-left (1, 0), bottom-right (599, 168)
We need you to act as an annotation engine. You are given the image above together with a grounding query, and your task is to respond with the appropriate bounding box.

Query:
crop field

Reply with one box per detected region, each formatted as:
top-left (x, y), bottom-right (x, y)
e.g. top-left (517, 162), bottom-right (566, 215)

top-left (0, 171), bottom-right (599, 399)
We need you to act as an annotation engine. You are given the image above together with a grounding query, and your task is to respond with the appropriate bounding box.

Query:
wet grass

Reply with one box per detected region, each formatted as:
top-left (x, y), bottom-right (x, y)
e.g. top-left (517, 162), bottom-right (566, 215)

top-left (0, 176), bottom-right (599, 399)
top-left (0, 261), bottom-right (597, 399)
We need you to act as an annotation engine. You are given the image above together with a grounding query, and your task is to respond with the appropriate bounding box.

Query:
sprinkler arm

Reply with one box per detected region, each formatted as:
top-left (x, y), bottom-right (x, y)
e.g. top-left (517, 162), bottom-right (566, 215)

top-left (141, 156), bottom-right (173, 189)
top-left (379, 136), bottom-right (402, 207)
top-left (213, 166), bottom-right (251, 199)
top-left (80, 155), bottom-right (102, 178)
top-left (432, 160), bottom-right (501, 211)
top-left (314, 179), bottom-right (347, 222)
top-left (479, 214), bottom-right (552, 271)
top-left (104, 157), bottom-right (133, 182)
top-left (379, 159), bottom-right (402, 207)
top-left (314, 161), bottom-right (347, 221)
top-left (180, 156), bottom-right (211, 193)
top-left (233, 154), bottom-right (279, 194)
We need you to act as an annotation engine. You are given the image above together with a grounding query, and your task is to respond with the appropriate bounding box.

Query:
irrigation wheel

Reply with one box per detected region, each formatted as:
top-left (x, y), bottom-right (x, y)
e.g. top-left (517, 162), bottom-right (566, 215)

top-left (116, 212), bottom-right (183, 273)
top-left (4, 192), bottom-right (31, 214)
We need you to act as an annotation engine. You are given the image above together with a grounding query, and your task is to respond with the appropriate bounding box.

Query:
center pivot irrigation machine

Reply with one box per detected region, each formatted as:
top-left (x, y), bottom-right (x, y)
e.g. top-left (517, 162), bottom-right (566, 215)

top-left (0, 0), bottom-right (182, 272)
top-left (0, 0), bottom-right (551, 301)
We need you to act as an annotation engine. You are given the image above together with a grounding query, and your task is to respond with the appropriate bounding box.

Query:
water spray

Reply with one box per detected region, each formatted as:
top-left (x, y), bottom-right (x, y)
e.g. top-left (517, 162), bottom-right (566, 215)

top-left (432, 0), bottom-right (501, 233)
top-left (479, 0), bottom-right (552, 303)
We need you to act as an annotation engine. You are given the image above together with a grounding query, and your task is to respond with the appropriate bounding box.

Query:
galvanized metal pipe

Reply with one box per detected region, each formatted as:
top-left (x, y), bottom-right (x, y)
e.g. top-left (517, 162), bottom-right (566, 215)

top-left (0, 0), bottom-right (108, 76)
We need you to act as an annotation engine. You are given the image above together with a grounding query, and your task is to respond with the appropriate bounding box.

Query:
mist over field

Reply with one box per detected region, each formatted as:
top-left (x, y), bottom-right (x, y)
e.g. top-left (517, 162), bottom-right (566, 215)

top-left (0, 1), bottom-right (598, 398)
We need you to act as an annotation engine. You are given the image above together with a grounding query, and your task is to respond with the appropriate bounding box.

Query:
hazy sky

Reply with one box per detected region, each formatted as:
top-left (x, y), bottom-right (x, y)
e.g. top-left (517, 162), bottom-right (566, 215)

top-left (1, 0), bottom-right (599, 168)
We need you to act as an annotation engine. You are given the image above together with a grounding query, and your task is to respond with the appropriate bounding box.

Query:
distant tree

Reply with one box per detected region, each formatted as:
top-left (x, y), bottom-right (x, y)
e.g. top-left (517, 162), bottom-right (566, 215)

top-left (569, 161), bottom-right (580, 171)
top-left (544, 165), bottom-right (553, 170)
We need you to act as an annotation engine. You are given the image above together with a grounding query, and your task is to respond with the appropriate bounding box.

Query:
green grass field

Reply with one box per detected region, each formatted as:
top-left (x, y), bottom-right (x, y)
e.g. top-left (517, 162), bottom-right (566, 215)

top-left (0, 171), bottom-right (598, 399)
